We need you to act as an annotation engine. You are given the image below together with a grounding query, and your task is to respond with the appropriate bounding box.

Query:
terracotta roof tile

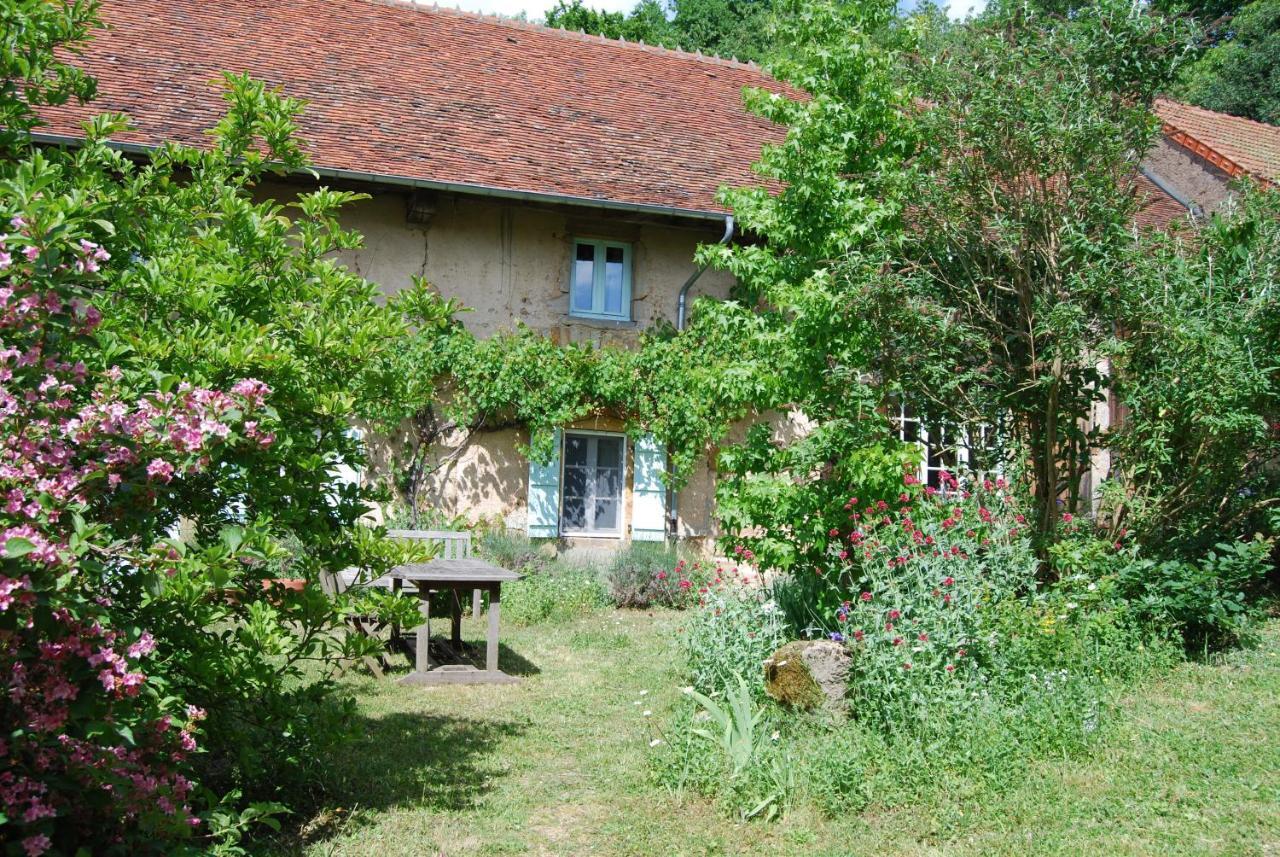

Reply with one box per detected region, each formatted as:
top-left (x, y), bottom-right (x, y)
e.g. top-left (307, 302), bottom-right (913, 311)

top-left (38, 0), bottom-right (789, 217)
top-left (1133, 172), bottom-right (1194, 231)
top-left (1154, 99), bottom-right (1280, 186)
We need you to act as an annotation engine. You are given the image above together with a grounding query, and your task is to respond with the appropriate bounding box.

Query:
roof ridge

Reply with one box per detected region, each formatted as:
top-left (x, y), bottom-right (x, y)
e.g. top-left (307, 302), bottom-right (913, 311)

top-left (360, 0), bottom-right (763, 71)
top-left (1155, 98), bottom-right (1275, 187)
top-left (1156, 97), bottom-right (1280, 134)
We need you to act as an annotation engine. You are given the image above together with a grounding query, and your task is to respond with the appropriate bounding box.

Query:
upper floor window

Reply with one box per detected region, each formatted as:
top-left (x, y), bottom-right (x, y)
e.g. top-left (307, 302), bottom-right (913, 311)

top-left (570, 238), bottom-right (632, 321)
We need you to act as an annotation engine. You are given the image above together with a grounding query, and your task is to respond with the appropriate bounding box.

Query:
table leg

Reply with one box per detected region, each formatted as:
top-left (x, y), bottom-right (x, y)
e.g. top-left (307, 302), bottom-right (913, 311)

top-left (391, 577), bottom-right (404, 647)
top-left (450, 590), bottom-right (463, 649)
top-left (486, 583), bottom-right (500, 673)
top-left (472, 588), bottom-right (482, 620)
top-left (415, 582), bottom-right (430, 673)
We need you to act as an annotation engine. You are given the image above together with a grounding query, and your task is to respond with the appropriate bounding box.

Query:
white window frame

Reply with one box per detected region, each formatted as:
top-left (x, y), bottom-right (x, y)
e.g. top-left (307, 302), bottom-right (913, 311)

top-left (568, 238), bottom-right (633, 322)
top-left (559, 429), bottom-right (628, 538)
top-left (891, 403), bottom-right (1004, 492)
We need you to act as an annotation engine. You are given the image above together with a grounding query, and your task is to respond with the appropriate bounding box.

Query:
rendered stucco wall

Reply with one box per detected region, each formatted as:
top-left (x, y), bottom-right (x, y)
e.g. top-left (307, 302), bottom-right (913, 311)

top-left (261, 181), bottom-right (735, 543)
top-left (309, 187), bottom-right (735, 342)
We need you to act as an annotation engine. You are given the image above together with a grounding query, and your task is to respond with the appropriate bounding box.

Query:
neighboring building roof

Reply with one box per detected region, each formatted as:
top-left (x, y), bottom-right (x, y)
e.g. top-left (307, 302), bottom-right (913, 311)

top-left (1154, 99), bottom-right (1280, 187)
top-left (37, 0), bottom-right (789, 220)
top-left (1134, 171), bottom-right (1195, 231)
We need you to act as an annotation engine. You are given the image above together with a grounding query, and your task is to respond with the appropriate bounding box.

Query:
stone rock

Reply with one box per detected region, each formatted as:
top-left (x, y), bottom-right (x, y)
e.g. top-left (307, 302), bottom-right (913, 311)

top-left (763, 640), bottom-right (851, 713)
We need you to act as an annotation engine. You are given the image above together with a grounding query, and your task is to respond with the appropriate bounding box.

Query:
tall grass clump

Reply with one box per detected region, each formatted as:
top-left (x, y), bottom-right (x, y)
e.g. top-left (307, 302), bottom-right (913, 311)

top-left (501, 562), bottom-right (609, 626)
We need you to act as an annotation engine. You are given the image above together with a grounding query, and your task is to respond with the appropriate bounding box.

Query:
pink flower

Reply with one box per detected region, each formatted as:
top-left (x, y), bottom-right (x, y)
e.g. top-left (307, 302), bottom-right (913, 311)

top-left (22, 834), bottom-right (51, 857)
top-left (1062, 513), bottom-right (1074, 523)
top-left (127, 632), bottom-right (156, 658)
top-left (230, 377), bottom-right (271, 404)
top-left (859, 591), bottom-right (872, 602)
top-left (146, 458), bottom-right (175, 483)
top-left (678, 579), bottom-right (691, 590)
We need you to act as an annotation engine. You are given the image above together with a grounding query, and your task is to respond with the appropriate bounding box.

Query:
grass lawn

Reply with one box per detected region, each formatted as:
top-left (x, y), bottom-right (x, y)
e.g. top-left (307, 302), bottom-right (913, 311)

top-left (287, 610), bottom-right (1280, 856)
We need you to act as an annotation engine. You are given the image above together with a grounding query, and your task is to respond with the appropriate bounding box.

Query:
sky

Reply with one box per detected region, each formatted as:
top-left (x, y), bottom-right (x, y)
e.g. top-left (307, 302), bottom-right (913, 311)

top-left (438, 0), bottom-right (987, 25)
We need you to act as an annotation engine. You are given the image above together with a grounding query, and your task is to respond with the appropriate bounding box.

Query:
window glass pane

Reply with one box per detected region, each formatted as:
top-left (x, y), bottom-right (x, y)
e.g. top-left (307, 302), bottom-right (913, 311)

top-left (562, 494), bottom-right (586, 530)
top-left (594, 466), bottom-right (622, 498)
top-left (593, 499), bottom-right (618, 531)
top-left (898, 418), bottom-right (919, 445)
top-left (564, 433), bottom-right (588, 467)
top-left (562, 466), bottom-right (588, 499)
top-left (594, 436), bottom-right (623, 470)
top-left (573, 243), bottom-right (595, 312)
top-left (603, 246), bottom-right (625, 316)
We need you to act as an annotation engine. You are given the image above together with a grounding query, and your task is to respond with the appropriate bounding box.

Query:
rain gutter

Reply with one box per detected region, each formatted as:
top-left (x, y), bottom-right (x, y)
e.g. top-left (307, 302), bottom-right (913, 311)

top-left (1139, 163), bottom-right (1204, 221)
top-left (28, 132), bottom-right (731, 223)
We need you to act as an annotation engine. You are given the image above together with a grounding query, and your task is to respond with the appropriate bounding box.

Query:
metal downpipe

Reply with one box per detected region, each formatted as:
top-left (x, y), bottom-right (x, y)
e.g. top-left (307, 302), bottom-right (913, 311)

top-left (668, 215), bottom-right (735, 541)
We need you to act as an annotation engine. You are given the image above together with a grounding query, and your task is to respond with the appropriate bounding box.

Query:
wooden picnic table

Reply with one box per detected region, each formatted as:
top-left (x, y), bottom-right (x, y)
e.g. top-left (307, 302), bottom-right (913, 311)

top-left (387, 558), bottom-right (522, 686)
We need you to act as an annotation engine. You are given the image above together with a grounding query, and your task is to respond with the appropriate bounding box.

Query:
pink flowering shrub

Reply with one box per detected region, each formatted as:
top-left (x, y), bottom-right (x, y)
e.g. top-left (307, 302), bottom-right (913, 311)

top-left (607, 544), bottom-right (715, 609)
top-left (0, 207), bottom-right (283, 850)
top-left (1, 11), bottom-right (432, 849)
top-left (755, 465), bottom-right (1172, 729)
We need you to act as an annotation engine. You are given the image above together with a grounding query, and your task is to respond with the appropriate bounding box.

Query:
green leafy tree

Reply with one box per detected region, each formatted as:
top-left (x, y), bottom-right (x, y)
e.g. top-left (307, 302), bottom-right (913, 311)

top-left (545, 0), bottom-right (777, 60)
top-left (851, 0), bottom-right (1188, 552)
top-left (545, 0), bottom-right (675, 42)
top-left (669, 0), bottom-right (776, 60)
top-left (1175, 0), bottom-right (1280, 124)
top-left (0, 0), bottom-right (99, 155)
top-left (1152, 0), bottom-right (1248, 25)
top-left (74, 80), bottom-right (431, 804)
top-left (1106, 189), bottom-right (1280, 556)
top-left (689, 0), bottom-right (919, 577)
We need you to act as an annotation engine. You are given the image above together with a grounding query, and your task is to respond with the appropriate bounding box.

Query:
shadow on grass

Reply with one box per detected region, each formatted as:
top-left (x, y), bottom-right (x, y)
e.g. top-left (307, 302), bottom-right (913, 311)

top-left (283, 709), bottom-right (526, 850)
top-left (390, 633), bottom-right (542, 677)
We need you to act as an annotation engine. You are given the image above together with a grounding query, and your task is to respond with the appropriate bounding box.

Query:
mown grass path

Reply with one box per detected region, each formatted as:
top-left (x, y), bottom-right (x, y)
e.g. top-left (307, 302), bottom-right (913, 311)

top-left (293, 612), bottom-right (1280, 856)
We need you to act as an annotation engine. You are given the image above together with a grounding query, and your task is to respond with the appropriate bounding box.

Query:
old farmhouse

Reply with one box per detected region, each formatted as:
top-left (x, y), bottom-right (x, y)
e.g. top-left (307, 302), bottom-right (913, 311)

top-left (38, 0), bottom-right (1280, 549)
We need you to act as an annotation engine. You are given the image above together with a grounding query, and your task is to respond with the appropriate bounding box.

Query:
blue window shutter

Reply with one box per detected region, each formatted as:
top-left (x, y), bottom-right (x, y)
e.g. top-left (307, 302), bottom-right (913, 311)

top-left (527, 428), bottom-right (562, 538)
top-left (631, 433), bottom-right (667, 542)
